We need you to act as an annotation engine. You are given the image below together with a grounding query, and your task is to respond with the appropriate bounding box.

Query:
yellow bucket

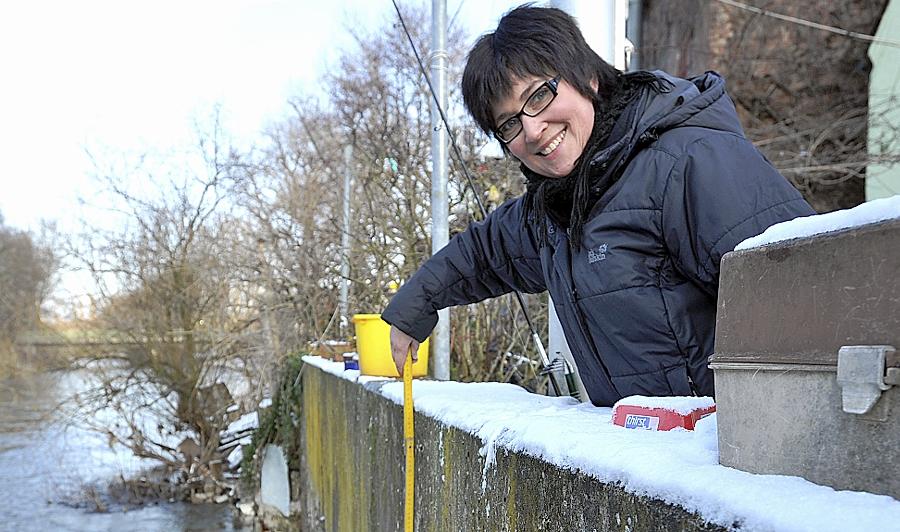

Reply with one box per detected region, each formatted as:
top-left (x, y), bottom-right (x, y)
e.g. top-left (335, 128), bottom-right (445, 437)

top-left (352, 313), bottom-right (429, 377)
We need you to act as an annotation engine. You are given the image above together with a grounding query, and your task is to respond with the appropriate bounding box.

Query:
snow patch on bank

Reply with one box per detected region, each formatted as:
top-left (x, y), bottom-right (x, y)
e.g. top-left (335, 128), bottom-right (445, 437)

top-left (736, 194), bottom-right (900, 250)
top-left (302, 355), bottom-right (900, 532)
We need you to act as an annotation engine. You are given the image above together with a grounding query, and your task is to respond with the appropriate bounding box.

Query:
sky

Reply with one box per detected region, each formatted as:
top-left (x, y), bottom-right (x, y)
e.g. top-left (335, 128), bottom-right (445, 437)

top-left (0, 0), bottom-right (524, 235)
top-left (304, 353), bottom-right (900, 532)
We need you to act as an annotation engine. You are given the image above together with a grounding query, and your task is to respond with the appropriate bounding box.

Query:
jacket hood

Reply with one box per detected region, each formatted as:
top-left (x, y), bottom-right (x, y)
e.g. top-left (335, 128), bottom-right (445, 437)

top-left (587, 70), bottom-right (744, 171)
top-left (640, 70), bottom-right (744, 135)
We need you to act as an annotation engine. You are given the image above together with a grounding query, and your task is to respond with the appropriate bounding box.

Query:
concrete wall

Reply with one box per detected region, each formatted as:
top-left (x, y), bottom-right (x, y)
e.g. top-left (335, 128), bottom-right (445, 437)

top-left (294, 366), bottom-right (727, 532)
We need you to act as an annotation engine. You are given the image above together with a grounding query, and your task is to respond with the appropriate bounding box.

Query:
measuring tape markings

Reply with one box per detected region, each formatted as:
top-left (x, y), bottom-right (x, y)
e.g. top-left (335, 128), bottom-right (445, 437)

top-left (403, 353), bottom-right (415, 531)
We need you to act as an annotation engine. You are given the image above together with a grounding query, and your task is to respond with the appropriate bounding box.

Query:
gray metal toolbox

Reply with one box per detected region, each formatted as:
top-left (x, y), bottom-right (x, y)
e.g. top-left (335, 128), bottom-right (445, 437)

top-left (710, 218), bottom-right (900, 499)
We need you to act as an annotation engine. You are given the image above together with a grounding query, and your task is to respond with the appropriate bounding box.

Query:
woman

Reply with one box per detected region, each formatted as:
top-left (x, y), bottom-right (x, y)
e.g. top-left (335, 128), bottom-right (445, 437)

top-left (382, 5), bottom-right (814, 406)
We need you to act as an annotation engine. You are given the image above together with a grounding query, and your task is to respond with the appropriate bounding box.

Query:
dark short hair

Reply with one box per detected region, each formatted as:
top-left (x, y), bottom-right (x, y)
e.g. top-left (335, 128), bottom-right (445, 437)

top-left (462, 4), bottom-right (620, 137)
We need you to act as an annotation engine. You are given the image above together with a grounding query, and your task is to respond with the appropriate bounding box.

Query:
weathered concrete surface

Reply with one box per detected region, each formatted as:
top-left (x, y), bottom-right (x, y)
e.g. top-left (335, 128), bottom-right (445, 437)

top-left (296, 365), bottom-right (728, 532)
top-left (712, 219), bottom-right (900, 499)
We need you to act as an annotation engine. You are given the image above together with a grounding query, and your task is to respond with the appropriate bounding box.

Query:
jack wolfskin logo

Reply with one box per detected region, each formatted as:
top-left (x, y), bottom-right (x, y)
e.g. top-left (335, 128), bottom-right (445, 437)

top-left (588, 243), bottom-right (608, 264)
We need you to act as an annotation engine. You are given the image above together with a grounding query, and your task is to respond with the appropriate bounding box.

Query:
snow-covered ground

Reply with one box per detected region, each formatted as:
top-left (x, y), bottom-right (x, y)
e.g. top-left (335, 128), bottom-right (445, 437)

top-left (303, 355), bottom-right (900, 532)
top-left (736, 194), bottom-right (900, 250)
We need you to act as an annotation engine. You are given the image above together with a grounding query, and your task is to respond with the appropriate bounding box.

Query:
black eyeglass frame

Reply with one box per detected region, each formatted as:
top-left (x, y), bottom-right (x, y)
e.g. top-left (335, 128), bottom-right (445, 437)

top-left (493, 76), bottom-right (561, 144)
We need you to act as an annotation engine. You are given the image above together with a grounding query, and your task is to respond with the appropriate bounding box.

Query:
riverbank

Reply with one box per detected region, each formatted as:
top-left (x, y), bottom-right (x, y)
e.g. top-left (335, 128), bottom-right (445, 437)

top-left (0, 370), bottom-right (244, 531)
top-left (60, 465), bottom-right (237, 513)
top-left (0, 338), bottom-right (70, 379)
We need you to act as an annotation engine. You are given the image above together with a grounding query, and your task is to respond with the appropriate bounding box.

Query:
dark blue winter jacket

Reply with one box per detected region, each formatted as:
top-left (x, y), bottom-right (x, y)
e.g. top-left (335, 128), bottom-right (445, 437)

top-left (382, 71), bottom-right (815, 406)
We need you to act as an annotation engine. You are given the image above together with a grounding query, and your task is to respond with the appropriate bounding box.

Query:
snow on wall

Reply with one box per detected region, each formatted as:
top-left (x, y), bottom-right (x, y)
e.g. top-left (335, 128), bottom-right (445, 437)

top-left (302, 355), bottom-right (900, 532)
top-left (736, 194), bottom-right (900, 251)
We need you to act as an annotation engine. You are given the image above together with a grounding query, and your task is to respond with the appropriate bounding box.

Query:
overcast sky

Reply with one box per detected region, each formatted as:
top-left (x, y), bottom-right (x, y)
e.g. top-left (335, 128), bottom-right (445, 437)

top-left (0, 0), bottom-right (523, 234)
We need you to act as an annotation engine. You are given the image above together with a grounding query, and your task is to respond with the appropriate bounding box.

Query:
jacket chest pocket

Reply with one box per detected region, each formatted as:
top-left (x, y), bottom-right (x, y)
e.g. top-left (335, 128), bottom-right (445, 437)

top-left (573, 224), bottom-right (666, 299)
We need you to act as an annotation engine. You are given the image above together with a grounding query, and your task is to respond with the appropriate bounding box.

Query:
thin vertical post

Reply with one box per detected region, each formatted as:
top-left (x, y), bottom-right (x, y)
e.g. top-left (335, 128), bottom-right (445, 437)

top-left (340, 145), bottom-right (352, 336)
top-left (548, 0), bottom-right (628, 399)
top-left (431, 0), bottom-right (450, 380)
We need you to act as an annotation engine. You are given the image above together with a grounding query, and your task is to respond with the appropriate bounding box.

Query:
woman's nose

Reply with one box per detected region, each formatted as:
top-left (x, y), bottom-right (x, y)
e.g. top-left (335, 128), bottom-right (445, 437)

top-left (520, 114), bottom-right (546, 143)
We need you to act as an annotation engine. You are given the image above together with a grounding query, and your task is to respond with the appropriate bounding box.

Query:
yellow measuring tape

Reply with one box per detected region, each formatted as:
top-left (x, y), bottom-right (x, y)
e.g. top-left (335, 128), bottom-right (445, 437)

top-left (403, 353), bottom-right (415, 532)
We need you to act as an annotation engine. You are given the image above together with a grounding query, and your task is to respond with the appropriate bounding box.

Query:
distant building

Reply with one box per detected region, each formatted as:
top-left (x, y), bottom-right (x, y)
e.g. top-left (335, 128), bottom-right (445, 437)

top-left (867, 0), bottom-right (900, 200)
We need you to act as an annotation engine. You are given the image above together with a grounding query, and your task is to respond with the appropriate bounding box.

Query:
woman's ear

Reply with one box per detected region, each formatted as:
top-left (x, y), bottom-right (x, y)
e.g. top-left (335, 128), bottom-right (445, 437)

top-left (590, 77), bottom-right (599, 92)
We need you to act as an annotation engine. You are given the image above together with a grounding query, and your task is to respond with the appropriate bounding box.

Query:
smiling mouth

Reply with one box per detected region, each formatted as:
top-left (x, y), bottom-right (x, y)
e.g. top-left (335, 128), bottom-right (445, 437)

top-left (539, 129), bottom-right (566, 156)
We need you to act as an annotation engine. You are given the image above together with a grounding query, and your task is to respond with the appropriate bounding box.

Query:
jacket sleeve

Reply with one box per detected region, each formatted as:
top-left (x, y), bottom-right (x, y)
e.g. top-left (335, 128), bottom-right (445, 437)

top-left (381, 196), bottom-right (546, 342)
top-left (662, 133), bottom-right (815, 295)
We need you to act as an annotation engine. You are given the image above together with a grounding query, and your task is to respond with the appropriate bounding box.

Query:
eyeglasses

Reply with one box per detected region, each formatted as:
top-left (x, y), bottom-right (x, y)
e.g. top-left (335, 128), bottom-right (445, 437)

top-left (494, 76), bottom-right (560, 144)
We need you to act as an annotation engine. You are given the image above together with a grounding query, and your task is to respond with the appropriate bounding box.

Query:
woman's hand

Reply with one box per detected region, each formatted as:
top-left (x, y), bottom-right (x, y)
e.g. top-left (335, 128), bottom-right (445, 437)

top-left (390, 325), bottom-right (419, 377)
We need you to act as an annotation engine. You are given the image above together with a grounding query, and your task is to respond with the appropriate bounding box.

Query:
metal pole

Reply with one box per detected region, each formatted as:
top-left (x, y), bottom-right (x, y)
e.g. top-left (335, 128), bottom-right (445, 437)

top-left (431, 0), bottom-right (450, 380)
top-left (340, 145), bottom-right (353, 337)
top-left (549, 0), bottom-right (628, 400)
top-left (257, 238), bottom-right (280, 388)
top-left (627, 0), bottom-right (642, 71)
top-left (551, 0), bottom-right (628, 68)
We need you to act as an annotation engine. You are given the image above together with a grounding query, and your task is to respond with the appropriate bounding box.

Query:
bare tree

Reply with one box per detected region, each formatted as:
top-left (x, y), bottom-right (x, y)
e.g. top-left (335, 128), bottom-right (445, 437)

top-left (0, 215), bottom-right (58, 373)
top-left (67, 118), bottom-right (263, 497)
top-left (640, 0), bottom-right (891, 212)
top-left (233, 99), bottom-right (347, 355)
top-left (232, 5), bottom-right (552, 389)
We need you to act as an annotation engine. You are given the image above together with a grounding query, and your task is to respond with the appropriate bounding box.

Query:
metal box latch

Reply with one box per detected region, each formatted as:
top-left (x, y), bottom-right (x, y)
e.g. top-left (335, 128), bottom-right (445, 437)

top-left (836, 345), bottom-right (899, 414)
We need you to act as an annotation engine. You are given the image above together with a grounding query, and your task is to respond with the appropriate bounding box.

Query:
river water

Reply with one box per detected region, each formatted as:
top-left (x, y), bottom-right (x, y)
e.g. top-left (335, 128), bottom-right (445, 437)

top-left (0, 370), bottom-right (243, 531)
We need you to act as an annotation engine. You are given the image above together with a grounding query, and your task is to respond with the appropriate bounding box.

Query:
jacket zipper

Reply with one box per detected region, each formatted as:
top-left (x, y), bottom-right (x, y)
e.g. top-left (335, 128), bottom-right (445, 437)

top-left (555, 232), bottom-right (618, 396)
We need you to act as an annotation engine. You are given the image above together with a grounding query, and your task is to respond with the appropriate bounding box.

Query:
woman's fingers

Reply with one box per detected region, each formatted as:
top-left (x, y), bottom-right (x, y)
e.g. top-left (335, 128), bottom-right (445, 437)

top-left (390, 326), bottom-right (419, 376)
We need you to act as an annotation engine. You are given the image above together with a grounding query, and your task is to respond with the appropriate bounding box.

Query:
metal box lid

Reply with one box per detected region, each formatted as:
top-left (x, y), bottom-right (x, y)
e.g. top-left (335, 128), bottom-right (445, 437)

top-left (711, 218), bottom-right (900, 367)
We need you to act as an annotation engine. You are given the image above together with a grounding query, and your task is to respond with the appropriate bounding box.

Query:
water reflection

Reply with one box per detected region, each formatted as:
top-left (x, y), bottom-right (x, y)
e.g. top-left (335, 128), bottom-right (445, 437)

top-left (0, 371), bottom-right (243, 531)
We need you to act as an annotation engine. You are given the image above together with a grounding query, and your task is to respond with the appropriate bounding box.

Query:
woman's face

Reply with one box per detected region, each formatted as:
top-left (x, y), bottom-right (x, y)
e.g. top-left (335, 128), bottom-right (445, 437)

top-left (493, 76), bottom-right (596, 178)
